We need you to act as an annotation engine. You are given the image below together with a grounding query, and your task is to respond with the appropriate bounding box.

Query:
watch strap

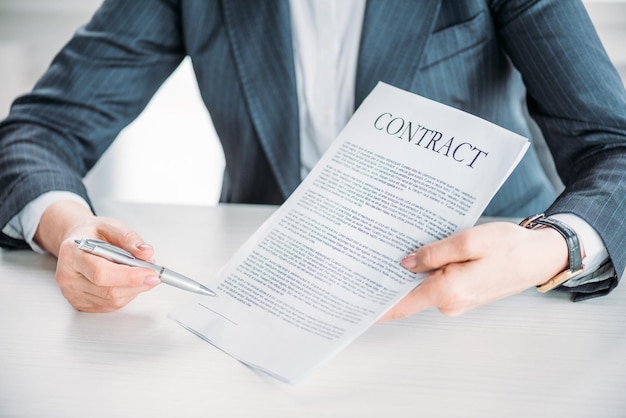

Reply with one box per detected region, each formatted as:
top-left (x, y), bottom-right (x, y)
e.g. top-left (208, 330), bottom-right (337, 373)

top-left (519, 214), bottom-right (585, 292)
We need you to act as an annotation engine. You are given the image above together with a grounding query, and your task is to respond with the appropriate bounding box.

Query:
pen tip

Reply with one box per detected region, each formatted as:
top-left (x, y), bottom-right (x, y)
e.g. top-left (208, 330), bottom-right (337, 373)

top-left (199, 285), bottom-right (217, 297)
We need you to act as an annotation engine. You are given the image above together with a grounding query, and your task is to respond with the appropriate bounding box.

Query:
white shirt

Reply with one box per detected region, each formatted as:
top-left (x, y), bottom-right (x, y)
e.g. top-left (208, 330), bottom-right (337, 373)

top-left (2, 0), bottom-right (609, 280)
top-left (291, 0), bottom-right (366, 178)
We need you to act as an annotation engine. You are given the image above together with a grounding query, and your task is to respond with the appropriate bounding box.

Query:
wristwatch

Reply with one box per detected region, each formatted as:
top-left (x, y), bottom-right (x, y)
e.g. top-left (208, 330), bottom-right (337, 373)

top-left (519, 213), bottom-right (585, 292)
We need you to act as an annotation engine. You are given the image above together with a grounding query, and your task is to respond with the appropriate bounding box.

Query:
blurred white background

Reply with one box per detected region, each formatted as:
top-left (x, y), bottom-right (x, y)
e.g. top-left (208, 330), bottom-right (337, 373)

top-left (0, 0), bottom-right (624, 206)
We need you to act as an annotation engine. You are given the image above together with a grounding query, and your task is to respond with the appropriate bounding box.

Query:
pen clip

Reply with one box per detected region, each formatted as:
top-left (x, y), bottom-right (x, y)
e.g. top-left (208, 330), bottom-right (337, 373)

top-left (77, 238), bottom-right (136, 259)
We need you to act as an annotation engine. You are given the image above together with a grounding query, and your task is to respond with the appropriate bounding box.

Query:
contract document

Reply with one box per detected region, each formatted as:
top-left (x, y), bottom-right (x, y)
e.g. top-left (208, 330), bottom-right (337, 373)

top-left (169, 82), bottom-right (530, 383)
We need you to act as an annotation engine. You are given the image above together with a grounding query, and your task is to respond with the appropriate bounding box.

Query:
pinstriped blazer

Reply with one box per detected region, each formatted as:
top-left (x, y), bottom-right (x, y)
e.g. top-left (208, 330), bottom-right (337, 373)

top-left (1, 0), bottom-right (625, 296)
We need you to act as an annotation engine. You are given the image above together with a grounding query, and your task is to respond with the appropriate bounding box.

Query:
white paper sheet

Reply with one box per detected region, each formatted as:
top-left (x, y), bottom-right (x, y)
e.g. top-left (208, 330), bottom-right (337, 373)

top-left (169, 82), bottom-right (529, 383)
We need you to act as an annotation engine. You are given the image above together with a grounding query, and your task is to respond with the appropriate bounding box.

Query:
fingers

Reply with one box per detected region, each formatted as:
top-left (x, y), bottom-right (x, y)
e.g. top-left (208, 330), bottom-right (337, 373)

top-left (379, 283), bottom-right (434, 322)
top-left (383, 231), bottom-right (480, 321)
top-left (56, 239), bottom-right (161, 312)
top-left (57, 275), bottom-right (153, 313)
top-left (53, 217), bottom-right (161, 312)
top-left (381, 263), bottom-right (483, 321)
top-left (400, 226), bottom-right (489, 273)
top-left (91, 221), bottom-right (155, 261)
top-left (56, 278), bottom-right (141, 313)
top-left (76, 251), bottom-right (159, 288)
top-left (36, 201), bottom-right (161, 312)
top-left (385, 222), bottom-right (548, 321)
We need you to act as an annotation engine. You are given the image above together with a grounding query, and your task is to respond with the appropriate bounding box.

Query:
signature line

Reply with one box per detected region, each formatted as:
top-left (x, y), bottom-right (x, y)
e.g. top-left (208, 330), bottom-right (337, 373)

top-left (198, 303), bottom-right (238, 325)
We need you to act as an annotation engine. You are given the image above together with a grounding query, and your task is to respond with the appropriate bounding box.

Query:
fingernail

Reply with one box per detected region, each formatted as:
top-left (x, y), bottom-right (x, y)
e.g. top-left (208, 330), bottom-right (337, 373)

top-left (137, 243), bottom-right (153, 250)
top-left (144, 275), bottom-right (160, 286)
top-left (401, 255), bottom-right (417, 269)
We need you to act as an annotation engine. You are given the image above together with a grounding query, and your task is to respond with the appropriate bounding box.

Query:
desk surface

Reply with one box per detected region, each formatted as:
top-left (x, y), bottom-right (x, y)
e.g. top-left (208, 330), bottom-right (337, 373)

top-left (1, 201), bottom-right (625, 418)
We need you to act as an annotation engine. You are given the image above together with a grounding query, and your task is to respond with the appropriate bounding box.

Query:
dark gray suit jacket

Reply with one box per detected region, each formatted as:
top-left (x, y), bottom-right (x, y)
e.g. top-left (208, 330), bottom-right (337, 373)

top-left (1, 0), bottom-right (625, 298)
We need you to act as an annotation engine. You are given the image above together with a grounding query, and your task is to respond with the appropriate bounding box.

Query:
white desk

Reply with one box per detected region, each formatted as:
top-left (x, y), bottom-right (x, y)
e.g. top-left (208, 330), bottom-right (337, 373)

top-left (1, 201), bottom-right (625, 418)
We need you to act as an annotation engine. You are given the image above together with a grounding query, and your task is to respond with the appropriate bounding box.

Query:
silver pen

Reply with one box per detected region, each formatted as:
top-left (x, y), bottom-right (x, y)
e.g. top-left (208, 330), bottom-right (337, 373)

top-left (74, 238), bottom-right (216, 296)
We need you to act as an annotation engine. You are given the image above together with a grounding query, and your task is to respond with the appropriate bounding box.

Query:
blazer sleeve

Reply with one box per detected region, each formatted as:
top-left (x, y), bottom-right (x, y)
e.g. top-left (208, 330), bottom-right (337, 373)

top-left (0, 0), bottom-right (186, 248)
top-left (491, 0), bottom-right (626, 298)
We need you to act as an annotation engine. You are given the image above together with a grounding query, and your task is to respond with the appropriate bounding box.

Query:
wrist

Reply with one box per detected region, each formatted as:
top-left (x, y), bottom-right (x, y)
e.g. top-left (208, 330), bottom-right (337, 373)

top-left (520, 214), bottom-right (586, 292)
top-left (34, 200), bottom-right (95, 256)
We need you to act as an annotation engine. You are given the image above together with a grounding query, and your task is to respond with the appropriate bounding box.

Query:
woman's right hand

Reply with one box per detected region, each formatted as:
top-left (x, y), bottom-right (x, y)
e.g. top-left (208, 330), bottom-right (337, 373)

top-left (34, 200), bottom-right (160, 312)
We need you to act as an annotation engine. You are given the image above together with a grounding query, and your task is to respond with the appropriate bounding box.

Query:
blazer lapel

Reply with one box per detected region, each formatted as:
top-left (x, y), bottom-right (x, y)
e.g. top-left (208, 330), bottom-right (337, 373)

top-left (221, 0), bottom-right (442, 198)
top-left (356, 0), bottom-right (441, 106)
top-left (222, 0), bottom-right (300, 199)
